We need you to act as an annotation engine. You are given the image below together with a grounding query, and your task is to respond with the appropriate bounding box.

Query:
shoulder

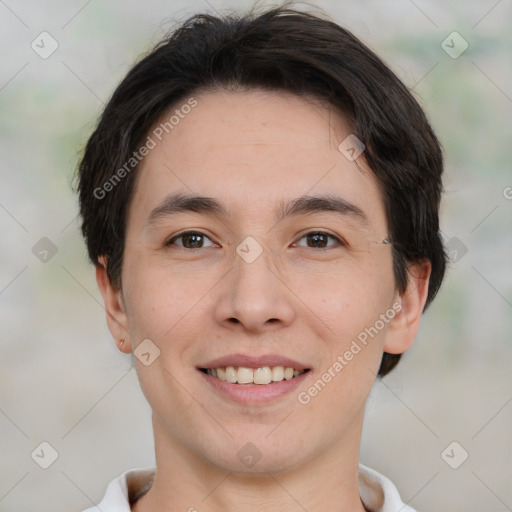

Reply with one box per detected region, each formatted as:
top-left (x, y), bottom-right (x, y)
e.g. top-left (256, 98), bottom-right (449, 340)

top-left (358, 463), bottom-right (416, 512)
top-left (81, 467), bottom-right (155, 512)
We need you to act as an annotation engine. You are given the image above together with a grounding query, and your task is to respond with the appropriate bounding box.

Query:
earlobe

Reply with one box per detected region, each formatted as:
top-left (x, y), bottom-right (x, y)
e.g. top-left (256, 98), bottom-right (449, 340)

top-left (95, 256), bottom-right (132, 354)
top-left (118, 337), bottom-right (131, 354)
top-left (383, 259), bottom-right (431, 355)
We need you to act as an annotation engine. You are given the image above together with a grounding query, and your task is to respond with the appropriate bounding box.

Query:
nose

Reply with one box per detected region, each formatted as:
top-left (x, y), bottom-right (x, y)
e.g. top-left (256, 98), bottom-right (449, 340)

top-left (213, 243), bottom-right (295, 333)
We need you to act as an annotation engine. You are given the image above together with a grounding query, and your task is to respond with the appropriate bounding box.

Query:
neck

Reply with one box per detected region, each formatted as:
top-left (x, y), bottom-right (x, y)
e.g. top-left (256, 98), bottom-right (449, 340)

top-left (133, 413), bottom-right (368, 512)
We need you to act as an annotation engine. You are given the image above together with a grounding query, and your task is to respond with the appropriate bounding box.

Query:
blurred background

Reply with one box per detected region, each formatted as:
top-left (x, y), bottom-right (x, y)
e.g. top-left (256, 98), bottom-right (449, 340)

top-left (0, 0), bottom-right (511, 510)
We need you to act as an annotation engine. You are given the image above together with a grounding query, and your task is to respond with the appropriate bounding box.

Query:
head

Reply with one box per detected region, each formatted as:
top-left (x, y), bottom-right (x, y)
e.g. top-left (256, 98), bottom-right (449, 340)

top-left (76, 6), bottom-right (446, 474)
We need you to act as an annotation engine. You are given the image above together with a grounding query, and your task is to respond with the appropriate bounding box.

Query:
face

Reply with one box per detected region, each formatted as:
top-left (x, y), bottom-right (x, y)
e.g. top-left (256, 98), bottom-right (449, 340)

top-left (99, 88), bottom-right (428, 475)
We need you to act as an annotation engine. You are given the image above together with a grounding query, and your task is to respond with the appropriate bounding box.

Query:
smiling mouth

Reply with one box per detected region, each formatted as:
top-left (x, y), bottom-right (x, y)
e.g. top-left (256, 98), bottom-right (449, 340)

top-left (199, 366), bottom-right (311, 385)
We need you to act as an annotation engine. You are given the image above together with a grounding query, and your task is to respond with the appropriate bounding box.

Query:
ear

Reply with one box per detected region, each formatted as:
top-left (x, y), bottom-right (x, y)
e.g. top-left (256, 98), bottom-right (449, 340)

top-left (95, 256), bottom-right (132, 354)
top-left (383, 259), bottom-right (431, 355)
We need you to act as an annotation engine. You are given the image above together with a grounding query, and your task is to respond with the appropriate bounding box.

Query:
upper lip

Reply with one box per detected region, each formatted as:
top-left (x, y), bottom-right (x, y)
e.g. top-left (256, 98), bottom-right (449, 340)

top-left (198, 354), bottom-right (310, 370)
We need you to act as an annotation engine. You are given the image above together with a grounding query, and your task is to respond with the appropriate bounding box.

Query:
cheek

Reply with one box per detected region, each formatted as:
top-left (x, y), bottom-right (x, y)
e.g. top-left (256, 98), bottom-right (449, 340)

top-left (296, 274), bottom-right (391, 421)
top-left (291, 261), bottom-right (395, 408)
top-left (121, 255), bottom-right (225, 384)
top-left (292, 259), bottom-right (395, 335)
top-left (122, 251), bottom-right (212, 338)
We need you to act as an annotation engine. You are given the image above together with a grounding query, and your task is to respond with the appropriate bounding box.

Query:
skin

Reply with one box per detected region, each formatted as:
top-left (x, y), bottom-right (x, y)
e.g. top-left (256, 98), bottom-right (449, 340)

top-left (96, 88), bottom-right (431, 512)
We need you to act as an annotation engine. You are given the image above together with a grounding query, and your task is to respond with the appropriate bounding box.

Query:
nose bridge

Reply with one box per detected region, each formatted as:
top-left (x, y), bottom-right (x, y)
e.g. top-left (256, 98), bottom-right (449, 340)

top-left (233, 237), bottom-right (277, 286)
top-left (215, 236), bottom-right (294, 330)
top-left (232, 236), bottom-right (277, 298)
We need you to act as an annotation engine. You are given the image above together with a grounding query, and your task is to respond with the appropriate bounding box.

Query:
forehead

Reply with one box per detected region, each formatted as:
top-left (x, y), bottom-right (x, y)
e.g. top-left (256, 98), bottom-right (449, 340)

top-left (128, 88), bottom-right (387, 233)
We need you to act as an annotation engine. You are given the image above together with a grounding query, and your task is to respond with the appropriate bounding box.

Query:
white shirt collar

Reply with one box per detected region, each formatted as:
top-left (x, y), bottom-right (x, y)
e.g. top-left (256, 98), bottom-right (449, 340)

top-left (82, 464), bottom-right (415, 512)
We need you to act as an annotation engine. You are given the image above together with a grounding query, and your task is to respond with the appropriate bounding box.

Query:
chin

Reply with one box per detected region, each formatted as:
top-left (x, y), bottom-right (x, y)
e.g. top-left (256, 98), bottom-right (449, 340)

top-left (198, 433), bottom-right (311, 476)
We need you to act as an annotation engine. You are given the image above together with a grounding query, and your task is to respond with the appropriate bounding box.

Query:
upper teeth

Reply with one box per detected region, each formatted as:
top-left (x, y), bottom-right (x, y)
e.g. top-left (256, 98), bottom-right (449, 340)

top-left (205, 366), bottom-right (306, 384)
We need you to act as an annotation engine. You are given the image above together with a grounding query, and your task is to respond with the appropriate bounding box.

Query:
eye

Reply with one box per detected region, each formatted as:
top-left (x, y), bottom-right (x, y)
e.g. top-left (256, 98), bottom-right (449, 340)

top-left (166, 230), bottom-right (345, 250)
top-left (166, 231), bottom-right (217, 249)
top-left (293, 231), bottom-right (345, 249)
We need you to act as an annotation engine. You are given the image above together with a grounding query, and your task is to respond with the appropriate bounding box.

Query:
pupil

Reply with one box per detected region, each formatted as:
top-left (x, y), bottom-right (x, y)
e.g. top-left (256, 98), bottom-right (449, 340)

top-left (308, 233), bottom-right (327, 248)
top-left (185, 234), bottom-right (202, 248)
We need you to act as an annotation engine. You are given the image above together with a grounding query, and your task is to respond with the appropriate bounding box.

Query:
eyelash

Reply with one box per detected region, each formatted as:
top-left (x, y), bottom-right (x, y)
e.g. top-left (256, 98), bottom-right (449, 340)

top-left (165, 230), bottom-right (346, 249)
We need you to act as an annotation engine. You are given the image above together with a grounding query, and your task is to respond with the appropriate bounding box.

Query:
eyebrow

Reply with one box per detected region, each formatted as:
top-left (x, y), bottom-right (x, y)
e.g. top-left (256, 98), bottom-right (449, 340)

top-left (145, 192), bottom-right (368, 227)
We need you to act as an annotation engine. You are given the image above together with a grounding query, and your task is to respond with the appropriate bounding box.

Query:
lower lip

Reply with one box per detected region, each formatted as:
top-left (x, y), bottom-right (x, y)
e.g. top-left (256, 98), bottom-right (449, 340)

top-left (198, 369), bottom-right (311, 405)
